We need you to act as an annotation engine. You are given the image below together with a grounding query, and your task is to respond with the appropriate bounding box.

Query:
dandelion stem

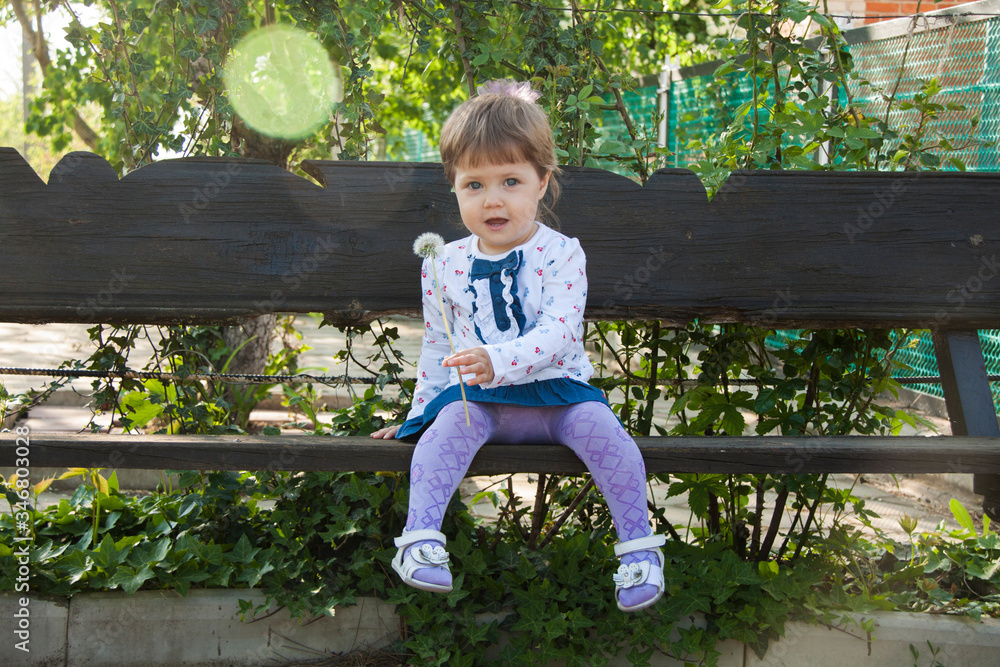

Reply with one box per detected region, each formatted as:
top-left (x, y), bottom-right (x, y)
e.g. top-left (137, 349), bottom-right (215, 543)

top-left (429, 258), bottom-right (471, 426)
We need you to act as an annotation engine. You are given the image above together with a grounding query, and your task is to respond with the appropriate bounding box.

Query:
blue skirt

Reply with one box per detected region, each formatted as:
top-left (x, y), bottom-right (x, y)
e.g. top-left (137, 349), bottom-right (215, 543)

top-left (395, 378), bottom-right (609, 441)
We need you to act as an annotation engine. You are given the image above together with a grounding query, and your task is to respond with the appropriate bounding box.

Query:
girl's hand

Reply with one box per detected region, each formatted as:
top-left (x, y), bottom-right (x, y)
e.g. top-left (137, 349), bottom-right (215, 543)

top-left (371, 425), bottom-right (400, 439)
top-left (443, 347), bottom-right (495, 386)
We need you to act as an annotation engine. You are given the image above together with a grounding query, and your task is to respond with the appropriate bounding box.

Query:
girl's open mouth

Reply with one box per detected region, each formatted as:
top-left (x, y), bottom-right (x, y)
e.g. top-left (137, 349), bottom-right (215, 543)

top-left (485, 218), bottom-right (508, 229)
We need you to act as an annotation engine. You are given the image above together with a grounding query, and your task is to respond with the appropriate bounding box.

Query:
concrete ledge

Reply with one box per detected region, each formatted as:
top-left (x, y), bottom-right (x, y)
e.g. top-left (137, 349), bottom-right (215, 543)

top-left (741, 611), bottom-right (1000, 667)
top-left (0, 595), bottom-right (67, 665)
top-left (1, 590), bottom-right (398, 666)
top-left (3, 591), bottom-right (999, 666)
top-left (0, 468), bottom-right (181, 493)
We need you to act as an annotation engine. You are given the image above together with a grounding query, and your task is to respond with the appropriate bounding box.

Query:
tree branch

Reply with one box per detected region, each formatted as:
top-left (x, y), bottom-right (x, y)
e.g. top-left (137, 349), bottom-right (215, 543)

top-left (450, 2), bottom-right (476, 98)
top-left (11, 0), bottom-right (101, 152)
top-left (11, 0), bottom-right (48, 70)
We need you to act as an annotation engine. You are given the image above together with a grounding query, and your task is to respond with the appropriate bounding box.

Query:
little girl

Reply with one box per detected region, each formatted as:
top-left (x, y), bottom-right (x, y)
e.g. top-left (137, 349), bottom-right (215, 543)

top-left (371, 80), bottom-right (664, 612)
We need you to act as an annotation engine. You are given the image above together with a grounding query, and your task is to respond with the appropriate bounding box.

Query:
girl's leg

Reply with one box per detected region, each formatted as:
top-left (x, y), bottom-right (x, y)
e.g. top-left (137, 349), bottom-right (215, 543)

top-left (552, 401), bottom-right (661, 609)
top-left (401, 401), bottom-right (496, 588)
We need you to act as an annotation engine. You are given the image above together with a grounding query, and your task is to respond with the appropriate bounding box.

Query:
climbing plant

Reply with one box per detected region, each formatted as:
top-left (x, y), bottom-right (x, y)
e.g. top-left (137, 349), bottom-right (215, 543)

top-left (3, 1), bottom-right (994, 664)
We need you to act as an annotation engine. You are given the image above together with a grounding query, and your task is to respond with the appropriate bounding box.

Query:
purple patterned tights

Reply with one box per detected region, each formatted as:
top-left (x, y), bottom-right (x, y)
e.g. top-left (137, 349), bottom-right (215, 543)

top-left (402, 400), bottom-right (659, 608)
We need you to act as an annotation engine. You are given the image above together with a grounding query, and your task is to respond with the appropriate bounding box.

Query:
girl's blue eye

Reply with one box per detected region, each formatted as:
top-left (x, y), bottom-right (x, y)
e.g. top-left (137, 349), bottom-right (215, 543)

top-left (469, 182), bottom-right (482, 190)
top-left (504, 178), bottom-right (519, 186)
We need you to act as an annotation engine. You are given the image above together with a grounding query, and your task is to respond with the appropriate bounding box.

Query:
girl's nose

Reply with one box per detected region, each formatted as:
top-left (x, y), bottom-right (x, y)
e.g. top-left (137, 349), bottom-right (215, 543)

top-left (484, 189), bottom-right (502, 207)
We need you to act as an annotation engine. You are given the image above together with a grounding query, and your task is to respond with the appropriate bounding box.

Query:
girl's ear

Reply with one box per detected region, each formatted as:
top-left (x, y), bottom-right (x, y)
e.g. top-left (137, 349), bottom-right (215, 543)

top-left (537, 171), bottom-right (550, 200)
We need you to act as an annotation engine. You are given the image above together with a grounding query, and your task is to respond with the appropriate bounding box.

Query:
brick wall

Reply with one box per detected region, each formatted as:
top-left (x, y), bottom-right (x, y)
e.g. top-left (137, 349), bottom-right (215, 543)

top-left (824, 0), bottom-right (980, 27)
top-left (865, 0), bottom-right (973, 23)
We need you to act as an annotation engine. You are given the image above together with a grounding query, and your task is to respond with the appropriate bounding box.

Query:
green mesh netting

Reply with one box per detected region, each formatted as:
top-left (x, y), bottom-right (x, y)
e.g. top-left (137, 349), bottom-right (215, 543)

top-left (668, 71), bottom-right (754, 169)
top-left (397, 127), bottom-right (441, 162)
top-left (594, 87), bottom-right (660, 175)
top-left (850, 16), bottom-right (1000, 171)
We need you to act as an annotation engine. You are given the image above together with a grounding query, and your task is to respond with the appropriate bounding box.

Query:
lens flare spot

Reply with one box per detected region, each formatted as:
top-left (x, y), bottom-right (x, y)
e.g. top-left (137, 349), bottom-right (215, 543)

top-left (224, 24), bottom-right (340, 140)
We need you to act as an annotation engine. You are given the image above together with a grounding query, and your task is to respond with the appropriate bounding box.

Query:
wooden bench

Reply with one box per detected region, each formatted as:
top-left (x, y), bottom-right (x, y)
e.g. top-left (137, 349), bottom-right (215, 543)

top-left (1, 147), bottom-right (999, 519)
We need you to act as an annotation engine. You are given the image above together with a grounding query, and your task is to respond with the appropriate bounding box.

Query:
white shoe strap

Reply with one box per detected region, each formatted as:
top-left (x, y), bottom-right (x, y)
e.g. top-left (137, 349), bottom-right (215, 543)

top-left (394, 529), bottom-right (447, 548)
top-left (614, 534), bottom-right (666, 556)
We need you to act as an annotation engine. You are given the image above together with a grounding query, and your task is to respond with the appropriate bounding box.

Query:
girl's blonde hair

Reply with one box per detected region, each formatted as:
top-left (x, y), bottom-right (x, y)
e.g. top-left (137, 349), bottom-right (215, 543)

top-left (440, 81), bottom-right (562, 223)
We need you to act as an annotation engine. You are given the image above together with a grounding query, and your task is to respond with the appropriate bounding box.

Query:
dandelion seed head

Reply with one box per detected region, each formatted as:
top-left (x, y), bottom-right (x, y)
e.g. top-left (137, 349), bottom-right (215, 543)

top-left (413, 233), bottom-right (446, 258)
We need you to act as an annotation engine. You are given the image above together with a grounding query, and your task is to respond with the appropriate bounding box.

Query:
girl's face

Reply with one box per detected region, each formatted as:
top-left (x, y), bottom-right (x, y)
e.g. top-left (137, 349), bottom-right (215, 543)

top-left (452, 158), bottom-right (549, 256)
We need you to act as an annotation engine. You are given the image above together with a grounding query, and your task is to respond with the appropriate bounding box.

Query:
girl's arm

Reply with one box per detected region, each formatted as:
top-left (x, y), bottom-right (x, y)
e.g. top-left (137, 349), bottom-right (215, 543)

top-left (478, 239), bottom-right (588, 388)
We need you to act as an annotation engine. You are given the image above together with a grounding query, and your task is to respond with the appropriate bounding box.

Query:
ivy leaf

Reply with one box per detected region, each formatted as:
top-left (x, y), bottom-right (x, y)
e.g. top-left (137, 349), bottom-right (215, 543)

top-left (55, 551), bottom-right (91, 584)
top-left (758, 560), bottom-right (779, 581)
top-left (127, 538), bottom-right (171, 569)
top-left (88, 534), bottom-right (130, 571)
top-left (226, 534), bottom-right (260, 565)
top-left (207, 564), bottom-right (235, 588)
top-left (509, 597), bottom-right (549, 635)
top-left (129, 53), bottom-right (154, 75)
top-left (385, 585), bottom-right (416, 606)
top-left (238, 561), bottom-right (275, 587)
top-left (101, 496), bottom-right (126, 512)
top-left (177, 40), bottom-right (201, 61)
top-left (463, 619), bottom-right (496, 646)
top-left (108, 564), bottom-right (156, 594)
top-left (114, 535), bottom-right (142, 551)
top-left (194, 15), bottom-right (218, 34)
top-left (129, 9), bottom-right (151, 35)
top-left (162, 563), bottom-right (210, 594)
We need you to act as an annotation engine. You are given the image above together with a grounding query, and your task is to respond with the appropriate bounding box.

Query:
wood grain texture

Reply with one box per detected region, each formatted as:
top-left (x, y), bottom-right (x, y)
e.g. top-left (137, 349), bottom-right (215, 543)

top-left (3, 148), bottom-right (1000, 328)
top-left (933, 330), bottom-right (1000, 498)
top-left (3, 432), bottom-right (998, 474)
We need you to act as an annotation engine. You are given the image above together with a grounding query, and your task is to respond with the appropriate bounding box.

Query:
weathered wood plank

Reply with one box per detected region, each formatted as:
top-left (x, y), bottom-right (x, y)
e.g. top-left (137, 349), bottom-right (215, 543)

top-left (3, 432), bottom-right (999, 475)
top-left (933, 329), bottom-right (1000, 517)
top-left (2, 148), bottom-right (1000, 328)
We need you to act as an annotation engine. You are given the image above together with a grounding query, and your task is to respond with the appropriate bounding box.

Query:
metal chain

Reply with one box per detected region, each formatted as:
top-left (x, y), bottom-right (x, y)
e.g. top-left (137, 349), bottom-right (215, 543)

top-left (2, 367), bottom-right (993, 387)
top-left (896, 375), bottom-right (1000, 385)
top-left (0, 367), bottom-right (380, 386)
